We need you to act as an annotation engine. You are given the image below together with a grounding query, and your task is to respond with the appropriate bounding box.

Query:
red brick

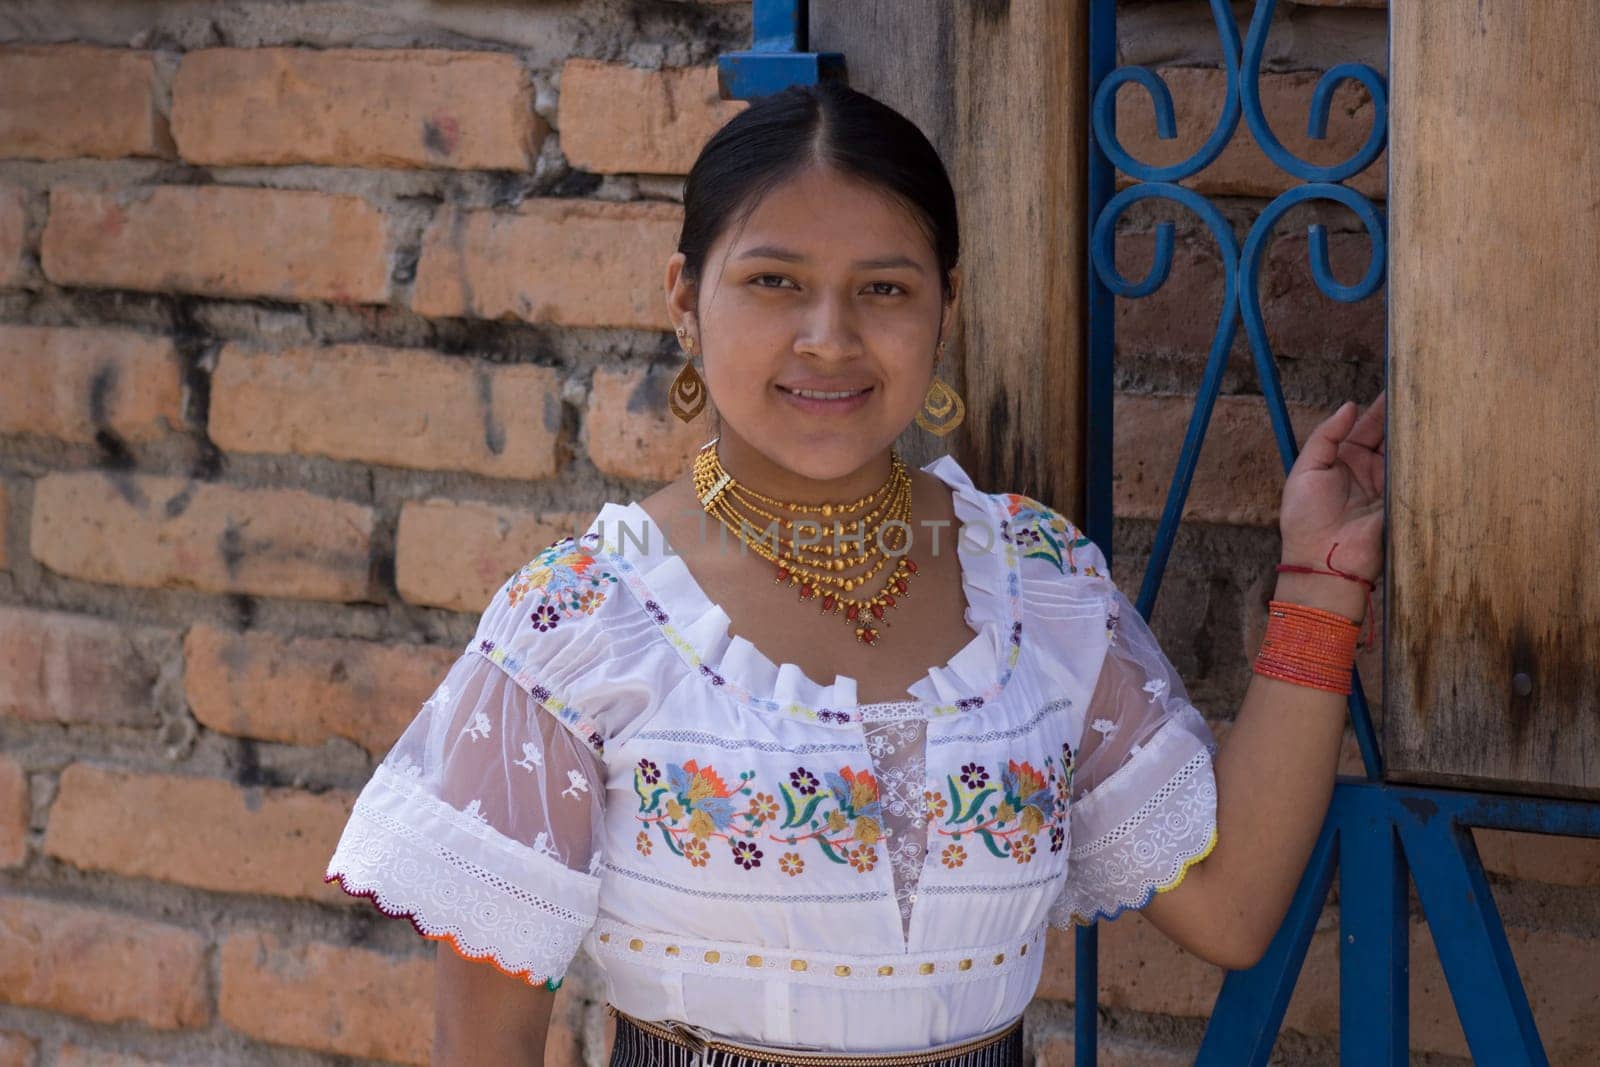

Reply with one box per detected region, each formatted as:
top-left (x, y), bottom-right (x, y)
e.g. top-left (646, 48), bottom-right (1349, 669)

top-left (0, 755), bottom-right (27, 869)
top-left (1036, 1033), bottom-right (1193, 1067)
top-left (396, 499), bottom-right (590, 612)
top-left (209, 343), bottom-right (561, 478)
top-left (559, 60), bottom-right (745, 175)
top-left (1114, 67), bottom-right (1385, 201)
top-left (1037, 915), bottom-right (1225, 1015)
top-left (174, 48), bottom-right (545, 171)
top-left (413, 199), bottom-right (680, 328)
top-left (0, 46), bottom-right (170, 161)
top-left (0, 606), bottom-right (163, 728)
top-left (0, 326), bottom-right (183, 444)
top-left (1474, 829), bottom-right (1600, 888)
top-left (586, 365), bottom-right (711, 482)
top-left (0, 896), bottom-right (207, 1029)
top-left (31, 472), bottom-right (373, 602)
top-left (1113, 392), bottom-right (1334, 526)
top-left (1042, 909), bottom-right (1600, 1062)
top-left (184, 623), bottom-right (457, 754)
top-left (0, 1031), bottom-right (34, 1067)
top-left (42, 185), bottom-right (390, 305)
top-left (0, 187), bottom-right (25, 288)
top-left (219, 931), bottom-right (432, 1064)
top-left (43, 764), bottom-right (354, 903)
top-left (1114, 229), bottom-right (1384, 365)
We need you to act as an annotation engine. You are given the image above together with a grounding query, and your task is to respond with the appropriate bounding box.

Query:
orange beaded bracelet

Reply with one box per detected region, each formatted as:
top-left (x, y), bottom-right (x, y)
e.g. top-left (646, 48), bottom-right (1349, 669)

top-left (1252, 600), bottom-right (1361, 695)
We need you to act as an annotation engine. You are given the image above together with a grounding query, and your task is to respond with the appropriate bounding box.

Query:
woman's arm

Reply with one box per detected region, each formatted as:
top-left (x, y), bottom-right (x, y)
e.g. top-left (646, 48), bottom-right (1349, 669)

top-left (434, 949), bottom-right (558, 1066)
top-left (1141, 391), bottom-right (1386, 970)
top-left (1139, 566), bottom-right (1365, 970)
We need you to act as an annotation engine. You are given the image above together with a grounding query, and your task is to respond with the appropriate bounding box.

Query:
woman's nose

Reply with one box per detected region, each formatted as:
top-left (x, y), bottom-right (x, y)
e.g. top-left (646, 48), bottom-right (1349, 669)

top-left (795, 293), bottom-right (861, 360)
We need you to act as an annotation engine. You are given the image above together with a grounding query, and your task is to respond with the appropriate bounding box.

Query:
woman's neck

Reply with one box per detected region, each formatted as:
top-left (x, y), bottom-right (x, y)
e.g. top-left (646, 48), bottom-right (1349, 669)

top-left (709, 430), bottom-right (897, 507)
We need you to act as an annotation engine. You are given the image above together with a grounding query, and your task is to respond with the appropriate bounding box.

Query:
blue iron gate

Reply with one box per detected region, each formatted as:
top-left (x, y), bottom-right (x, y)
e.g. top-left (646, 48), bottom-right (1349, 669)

top-left (717, 2), bottom-right (1600, 1063)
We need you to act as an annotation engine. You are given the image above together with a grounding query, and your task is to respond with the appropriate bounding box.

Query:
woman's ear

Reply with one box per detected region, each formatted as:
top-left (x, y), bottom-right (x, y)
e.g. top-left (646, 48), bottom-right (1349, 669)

top-left (664, 252), bottom-right (697, 334)
top-left (940, 265), bottom-right (963, 344)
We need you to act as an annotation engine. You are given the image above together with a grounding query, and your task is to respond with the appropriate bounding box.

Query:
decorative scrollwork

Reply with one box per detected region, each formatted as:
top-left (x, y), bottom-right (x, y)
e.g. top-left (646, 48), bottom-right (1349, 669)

top-left (1089, 183), bottom-right (1242, 615)
top-left (1240, 0), bottom-right (1389, 183)
top-left (1090, 0), bottom-right (1242, 184)
top-left (1240, 184), bottom-right (1387, 470)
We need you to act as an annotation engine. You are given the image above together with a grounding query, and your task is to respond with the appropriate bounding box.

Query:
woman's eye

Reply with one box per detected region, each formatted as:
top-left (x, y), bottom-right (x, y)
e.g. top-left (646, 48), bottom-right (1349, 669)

top-left (866, 282), bottom-right (906, 296)
top-left (751, 274), bottom-right (796, 289)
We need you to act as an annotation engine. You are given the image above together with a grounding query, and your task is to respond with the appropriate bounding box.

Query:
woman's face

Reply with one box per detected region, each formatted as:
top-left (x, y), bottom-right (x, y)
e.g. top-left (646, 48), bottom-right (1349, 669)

top-left (665, 164), bottom-right (960, 494)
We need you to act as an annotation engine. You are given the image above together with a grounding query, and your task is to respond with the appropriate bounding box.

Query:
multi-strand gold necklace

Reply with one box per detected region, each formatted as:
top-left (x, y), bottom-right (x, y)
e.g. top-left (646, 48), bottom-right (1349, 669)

top-left (691, 439), bottom-right (919, 647)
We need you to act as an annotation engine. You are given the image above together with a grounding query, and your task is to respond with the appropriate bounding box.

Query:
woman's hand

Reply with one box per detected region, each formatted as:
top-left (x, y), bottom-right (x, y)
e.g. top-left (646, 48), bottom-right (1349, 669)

top-left (1277, 390), bottom-right (1386, 584)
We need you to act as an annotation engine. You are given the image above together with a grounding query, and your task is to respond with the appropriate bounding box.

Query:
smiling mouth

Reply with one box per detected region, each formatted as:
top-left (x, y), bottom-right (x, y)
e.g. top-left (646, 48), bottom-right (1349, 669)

top-left (777, 385), bottom-right (874, 400)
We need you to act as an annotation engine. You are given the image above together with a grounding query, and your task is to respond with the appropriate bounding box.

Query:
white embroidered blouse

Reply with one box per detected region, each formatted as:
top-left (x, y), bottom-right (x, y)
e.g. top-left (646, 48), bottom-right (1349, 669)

top-left (326, 454), bottom-right (1219, 1053)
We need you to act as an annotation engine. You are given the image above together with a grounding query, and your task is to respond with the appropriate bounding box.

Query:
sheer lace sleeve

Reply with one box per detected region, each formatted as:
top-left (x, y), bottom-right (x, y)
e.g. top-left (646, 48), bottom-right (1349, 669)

top-left (1050, 576), bottom-right (1219, 927)
top-left (326, 537), bottom-right (628, 987)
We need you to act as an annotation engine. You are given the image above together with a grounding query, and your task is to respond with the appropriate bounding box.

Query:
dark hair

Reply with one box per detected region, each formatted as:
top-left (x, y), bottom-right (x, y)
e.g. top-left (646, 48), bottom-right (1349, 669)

top-left (677, 81), bottom-right (960, 299)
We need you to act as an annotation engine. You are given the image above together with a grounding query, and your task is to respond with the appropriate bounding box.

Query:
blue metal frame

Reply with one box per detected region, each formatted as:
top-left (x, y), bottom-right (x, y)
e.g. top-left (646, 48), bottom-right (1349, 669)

top-left (1087, 2), bottom-right (1600, 1065)
top-left (718, 0), bottom-right (843, 102)
top-left (720, 1), bottom-right (1600, 1062)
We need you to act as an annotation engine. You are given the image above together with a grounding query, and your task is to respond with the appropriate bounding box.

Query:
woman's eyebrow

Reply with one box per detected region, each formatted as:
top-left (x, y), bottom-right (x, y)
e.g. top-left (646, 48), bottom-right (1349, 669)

top-left (735, 245), bottom-right (926, 273)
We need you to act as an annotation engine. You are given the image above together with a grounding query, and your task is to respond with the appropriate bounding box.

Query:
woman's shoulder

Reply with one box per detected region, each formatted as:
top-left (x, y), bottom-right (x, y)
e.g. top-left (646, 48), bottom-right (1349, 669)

top-left (991, 489), bottom-right (1110, 582)
top-left (472, 507), bottom-right (641, 668)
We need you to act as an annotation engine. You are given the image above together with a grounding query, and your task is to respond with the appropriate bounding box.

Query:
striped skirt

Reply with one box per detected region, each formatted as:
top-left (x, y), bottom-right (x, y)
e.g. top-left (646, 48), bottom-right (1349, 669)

top-left (606, 1007), bottom-right (1025, 1067)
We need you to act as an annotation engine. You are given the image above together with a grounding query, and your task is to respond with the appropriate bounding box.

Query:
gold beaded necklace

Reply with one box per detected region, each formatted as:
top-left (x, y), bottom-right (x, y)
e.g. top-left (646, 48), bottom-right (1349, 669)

top-left (691, 439), bottom-right (920, 647)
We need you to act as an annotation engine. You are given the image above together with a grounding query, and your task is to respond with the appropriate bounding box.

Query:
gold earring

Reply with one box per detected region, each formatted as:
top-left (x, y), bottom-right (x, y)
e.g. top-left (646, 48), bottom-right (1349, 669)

top-left (916, 340), bottom-right (964, 436)
top-left (670, 326), bottom-right (706, 422)
top-left (915, 377), bottom-right (965, 436)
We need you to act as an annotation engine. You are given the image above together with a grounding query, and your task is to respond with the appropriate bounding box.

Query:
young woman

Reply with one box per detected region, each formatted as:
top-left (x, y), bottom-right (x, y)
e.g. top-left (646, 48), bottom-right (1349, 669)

top-left (326, 80), bottom-right (1385, 1066)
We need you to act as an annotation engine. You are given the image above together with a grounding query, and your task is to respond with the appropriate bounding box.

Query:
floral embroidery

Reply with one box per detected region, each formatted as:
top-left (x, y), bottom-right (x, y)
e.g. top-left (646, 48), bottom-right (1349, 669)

top-left (506, 539), bottom-right (621, 630)
top-left (732, 840), bottom-right (764, 870)
top-left (561, 770), bottom-right (590, 800)
top-left (514, 742), bottom-right (543, 771)
top-left (465, 710), bottom-right (491, 741)
top-left (935, 756), bottom-right (1069, 863)
top-left (748, 792), bottom-right (779, 822)
top-left (636, 759), bottom-right (762, 860)
top-left (1000, 493), bottom-right (1102, 577)
top-left (636, 830), bottom-right (653, 856)
top-left (924, 790), bottom-right (948, 821)
top-left (634, 759), bottom-right (884, 873)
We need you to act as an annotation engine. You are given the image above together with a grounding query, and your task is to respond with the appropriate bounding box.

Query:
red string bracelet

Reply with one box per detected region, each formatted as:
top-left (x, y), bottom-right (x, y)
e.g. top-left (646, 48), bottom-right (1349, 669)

top-left (1273, 541), bottom-right (1376, 651)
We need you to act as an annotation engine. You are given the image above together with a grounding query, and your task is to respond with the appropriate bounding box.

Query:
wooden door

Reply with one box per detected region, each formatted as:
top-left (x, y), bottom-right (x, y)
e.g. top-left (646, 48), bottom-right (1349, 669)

top-left (1388, 1), bottom-right (1600, 797)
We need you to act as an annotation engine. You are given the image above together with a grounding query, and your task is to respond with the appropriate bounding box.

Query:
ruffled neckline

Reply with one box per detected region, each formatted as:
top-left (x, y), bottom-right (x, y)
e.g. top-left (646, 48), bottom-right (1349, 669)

top-left (581, 454), bottom-right (1023, 725)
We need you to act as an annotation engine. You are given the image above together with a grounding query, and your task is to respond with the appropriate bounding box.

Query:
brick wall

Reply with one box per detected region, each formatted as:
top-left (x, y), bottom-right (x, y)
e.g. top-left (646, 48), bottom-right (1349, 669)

top-left (0, 1), bottom-right (1594, 1064)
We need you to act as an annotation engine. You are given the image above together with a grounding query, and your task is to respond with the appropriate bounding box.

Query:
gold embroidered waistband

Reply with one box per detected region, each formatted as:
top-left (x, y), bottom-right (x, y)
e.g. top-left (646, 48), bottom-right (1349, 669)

top-left (607, 1006), bottom-right (1024, 1067)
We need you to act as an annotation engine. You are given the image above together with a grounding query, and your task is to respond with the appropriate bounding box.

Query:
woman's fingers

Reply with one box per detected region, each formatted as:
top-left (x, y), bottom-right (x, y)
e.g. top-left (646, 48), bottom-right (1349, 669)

top-left (1345, 389), bottom-right (1386, 452)
top-left (1297, 400), bottom-right (1361, 472)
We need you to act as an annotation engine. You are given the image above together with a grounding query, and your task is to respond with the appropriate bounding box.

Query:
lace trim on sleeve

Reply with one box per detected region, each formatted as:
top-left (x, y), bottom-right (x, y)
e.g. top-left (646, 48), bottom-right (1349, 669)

top-left (326, 763), bottom-right (599, 986)
top-left (1050, 708), bottom-right (1218, 927)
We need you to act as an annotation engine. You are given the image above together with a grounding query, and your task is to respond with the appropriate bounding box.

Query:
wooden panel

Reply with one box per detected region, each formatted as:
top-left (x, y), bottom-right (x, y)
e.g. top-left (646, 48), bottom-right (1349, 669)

top-left (809, 1), bottom-right (1089, 515)
top-left (1388, 1), bottom-right (1600, 796)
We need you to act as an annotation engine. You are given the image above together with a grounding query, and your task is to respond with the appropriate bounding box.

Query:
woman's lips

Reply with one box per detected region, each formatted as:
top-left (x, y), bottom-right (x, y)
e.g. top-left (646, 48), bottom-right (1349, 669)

top-left (775, 383), bottom-right (874, 415)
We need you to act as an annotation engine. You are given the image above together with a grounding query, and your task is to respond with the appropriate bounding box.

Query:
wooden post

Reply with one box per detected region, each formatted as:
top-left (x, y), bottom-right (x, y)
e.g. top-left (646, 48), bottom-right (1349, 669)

top-left (808, 2), bottom-right (1089, 516)
top-left (1388, 1), bottom-right (1600, 797)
